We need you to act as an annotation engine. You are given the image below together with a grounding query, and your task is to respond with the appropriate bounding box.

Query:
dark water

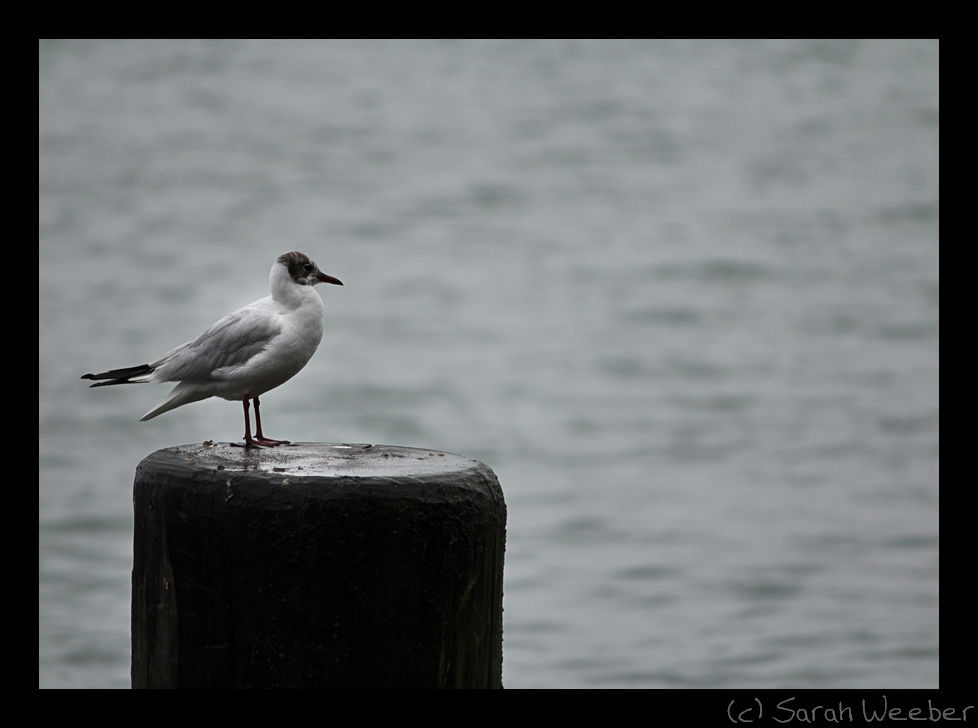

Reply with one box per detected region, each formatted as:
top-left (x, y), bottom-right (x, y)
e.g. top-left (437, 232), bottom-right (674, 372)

top-left (39, 40), bottom-right (938, 688)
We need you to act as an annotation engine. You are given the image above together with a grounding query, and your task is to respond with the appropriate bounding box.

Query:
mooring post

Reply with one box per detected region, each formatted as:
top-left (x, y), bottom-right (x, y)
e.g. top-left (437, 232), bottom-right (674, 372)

top-left (131, 442), bottom-right (505, 688)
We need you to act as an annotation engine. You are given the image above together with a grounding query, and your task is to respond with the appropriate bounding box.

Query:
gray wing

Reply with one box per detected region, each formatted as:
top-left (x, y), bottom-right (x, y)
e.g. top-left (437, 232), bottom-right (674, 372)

top-left (152, 306), bottom-right (283, 383)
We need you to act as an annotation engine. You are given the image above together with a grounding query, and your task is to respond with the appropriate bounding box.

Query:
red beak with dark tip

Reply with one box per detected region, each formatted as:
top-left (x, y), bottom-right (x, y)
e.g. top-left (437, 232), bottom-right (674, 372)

top-left (318, 273), bottom-right (343, 286)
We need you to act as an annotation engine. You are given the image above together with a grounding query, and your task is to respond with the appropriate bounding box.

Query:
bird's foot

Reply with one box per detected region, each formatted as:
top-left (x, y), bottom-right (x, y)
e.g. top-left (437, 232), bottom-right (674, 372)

top-left (254, 436), bottom-right (291, 447)
top-left (231, 436), bottom-right (289, 448)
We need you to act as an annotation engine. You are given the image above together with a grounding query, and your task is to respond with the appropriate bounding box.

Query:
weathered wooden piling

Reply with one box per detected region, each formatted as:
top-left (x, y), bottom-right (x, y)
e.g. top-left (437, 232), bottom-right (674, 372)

top-left (131, 442), bottom-right (505, 688)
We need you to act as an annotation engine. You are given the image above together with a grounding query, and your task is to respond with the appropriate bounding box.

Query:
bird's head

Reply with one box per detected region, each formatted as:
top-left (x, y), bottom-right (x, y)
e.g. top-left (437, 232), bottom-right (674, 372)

top-left (277, 251), bottom-right (343, 287)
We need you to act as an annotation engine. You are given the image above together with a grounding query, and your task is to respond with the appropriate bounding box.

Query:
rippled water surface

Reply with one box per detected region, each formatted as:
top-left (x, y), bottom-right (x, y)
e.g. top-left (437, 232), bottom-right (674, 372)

top-left (39, 40), bottom-right (939, 688)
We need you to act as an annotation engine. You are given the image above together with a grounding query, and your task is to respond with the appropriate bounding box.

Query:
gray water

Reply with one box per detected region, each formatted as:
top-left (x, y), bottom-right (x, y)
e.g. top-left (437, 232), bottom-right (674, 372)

top-left (39, 40), bottom-right (939, 688)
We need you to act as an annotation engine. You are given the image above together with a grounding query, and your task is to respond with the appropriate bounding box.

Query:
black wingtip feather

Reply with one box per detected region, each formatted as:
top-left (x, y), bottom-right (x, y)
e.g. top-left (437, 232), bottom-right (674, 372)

top-left (81, 364), bottom-right (155, 386)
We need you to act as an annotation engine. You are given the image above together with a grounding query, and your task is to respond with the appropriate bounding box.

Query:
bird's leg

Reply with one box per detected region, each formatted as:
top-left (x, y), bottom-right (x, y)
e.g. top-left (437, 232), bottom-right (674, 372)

top-left (239, 398), bottom-right (262, 447)
top-left (253, 396), bottom-right (290, 446)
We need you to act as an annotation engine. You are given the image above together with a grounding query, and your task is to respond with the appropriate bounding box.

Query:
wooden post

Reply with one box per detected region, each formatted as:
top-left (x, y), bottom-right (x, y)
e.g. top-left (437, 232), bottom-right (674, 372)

top-left (131, 443), bottom-right (505, 688)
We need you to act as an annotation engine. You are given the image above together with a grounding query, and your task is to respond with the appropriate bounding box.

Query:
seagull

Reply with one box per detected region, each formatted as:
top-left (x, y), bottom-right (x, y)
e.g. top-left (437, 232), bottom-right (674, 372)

top-left (81, 251), bottom-right (342, 447)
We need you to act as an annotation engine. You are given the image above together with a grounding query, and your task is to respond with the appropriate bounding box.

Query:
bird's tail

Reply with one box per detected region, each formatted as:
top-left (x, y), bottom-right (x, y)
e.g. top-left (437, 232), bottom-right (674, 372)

top-left (81, 364), bottom-right (156, 387)
top-left (140, 381), bottom-right (214, 421)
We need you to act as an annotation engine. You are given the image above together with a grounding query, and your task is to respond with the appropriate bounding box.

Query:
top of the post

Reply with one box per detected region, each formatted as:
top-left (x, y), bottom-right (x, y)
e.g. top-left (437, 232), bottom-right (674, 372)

top-left (137, 442), bottom-right (499, 491)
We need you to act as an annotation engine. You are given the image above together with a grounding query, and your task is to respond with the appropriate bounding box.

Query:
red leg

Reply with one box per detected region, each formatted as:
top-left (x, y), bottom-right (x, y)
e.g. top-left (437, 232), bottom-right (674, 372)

top-left (253, 396), bottom-right (290, 446)
top-left (240, 399), bottom-right (261, 447)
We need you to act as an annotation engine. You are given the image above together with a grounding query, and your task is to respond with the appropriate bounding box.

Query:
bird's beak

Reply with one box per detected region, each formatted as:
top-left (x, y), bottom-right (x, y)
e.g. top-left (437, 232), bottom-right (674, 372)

top-left (318, 272), bottom-right (343, 286)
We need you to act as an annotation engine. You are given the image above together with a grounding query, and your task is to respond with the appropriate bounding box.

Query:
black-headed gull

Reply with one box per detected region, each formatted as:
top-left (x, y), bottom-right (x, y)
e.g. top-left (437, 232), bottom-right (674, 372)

top-left (82, 251), bottom-right (343, 447)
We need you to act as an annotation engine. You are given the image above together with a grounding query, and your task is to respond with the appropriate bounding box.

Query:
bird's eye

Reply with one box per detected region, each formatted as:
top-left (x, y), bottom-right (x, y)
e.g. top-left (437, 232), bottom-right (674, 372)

top-left (303, 263), bottom-right (313, 271)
